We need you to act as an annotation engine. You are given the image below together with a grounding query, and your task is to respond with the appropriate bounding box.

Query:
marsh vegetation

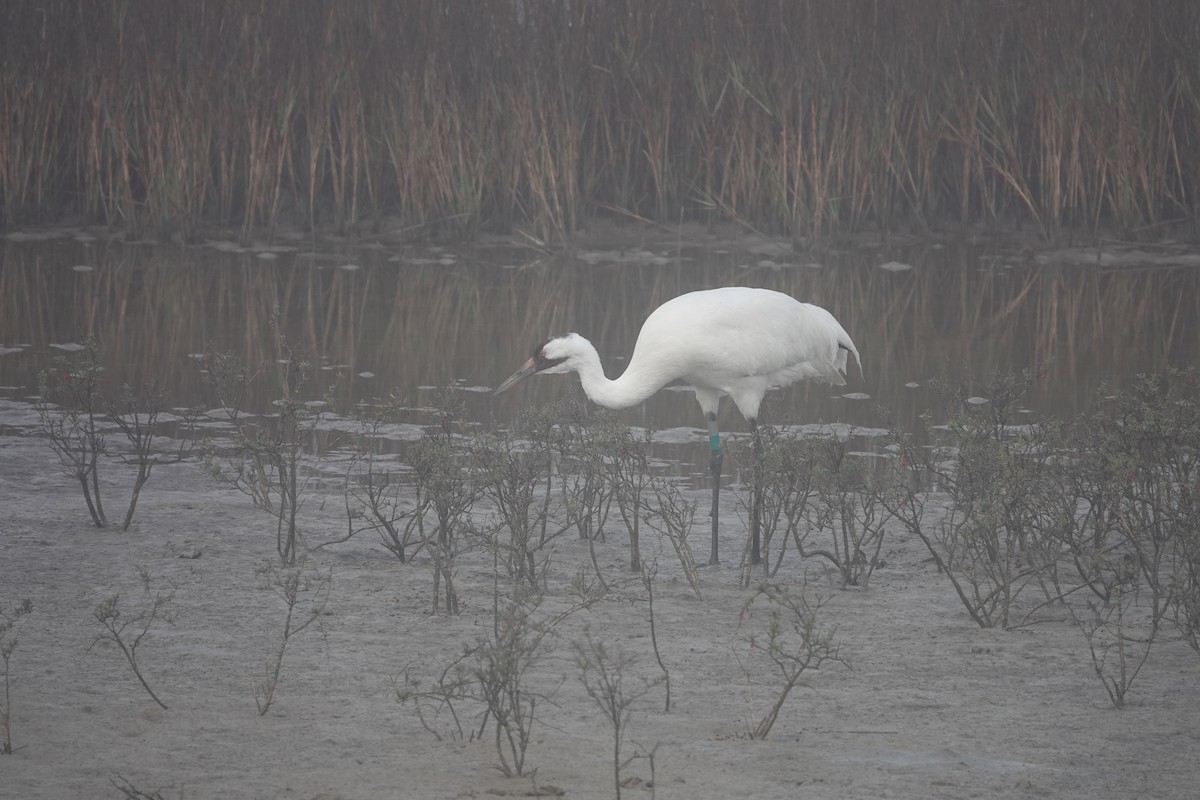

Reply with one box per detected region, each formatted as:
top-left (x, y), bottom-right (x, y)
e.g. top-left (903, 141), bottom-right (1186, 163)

top-left (3, 1), bottom-right (1198, 242)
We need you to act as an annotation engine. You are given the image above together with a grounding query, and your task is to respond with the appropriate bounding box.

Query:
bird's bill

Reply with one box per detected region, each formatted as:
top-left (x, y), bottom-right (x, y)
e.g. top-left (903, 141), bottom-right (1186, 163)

top-left (494, 358), bottom-right (538, 396)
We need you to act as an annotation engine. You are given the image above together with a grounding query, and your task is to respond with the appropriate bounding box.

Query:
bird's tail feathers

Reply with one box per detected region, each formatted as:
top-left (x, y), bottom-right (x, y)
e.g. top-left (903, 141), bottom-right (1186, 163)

top-left (837, 339), bottom-right (863, 379)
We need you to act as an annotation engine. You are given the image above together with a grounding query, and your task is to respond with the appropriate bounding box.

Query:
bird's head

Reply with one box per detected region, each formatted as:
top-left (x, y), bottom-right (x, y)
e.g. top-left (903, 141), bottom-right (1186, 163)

top-left (494, 333), bottom-right (589, 395)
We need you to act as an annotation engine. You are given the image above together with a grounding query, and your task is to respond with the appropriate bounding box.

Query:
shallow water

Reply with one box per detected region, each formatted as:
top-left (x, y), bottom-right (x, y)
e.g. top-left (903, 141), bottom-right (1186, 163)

top-left (3, 227), bottom-right (1199, 484)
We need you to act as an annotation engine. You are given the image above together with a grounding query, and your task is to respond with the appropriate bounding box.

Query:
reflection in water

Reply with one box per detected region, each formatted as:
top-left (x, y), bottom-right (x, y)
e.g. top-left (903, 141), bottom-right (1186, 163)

top-left (2, 234), bottom-right (1198, 483)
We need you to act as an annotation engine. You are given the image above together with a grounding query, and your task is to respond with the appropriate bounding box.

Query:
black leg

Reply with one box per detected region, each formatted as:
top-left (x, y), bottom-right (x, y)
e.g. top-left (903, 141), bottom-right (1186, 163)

top-left (750, 418), bottom-right (762, 565)
top-left (708, 412), bottom-right (721, 565)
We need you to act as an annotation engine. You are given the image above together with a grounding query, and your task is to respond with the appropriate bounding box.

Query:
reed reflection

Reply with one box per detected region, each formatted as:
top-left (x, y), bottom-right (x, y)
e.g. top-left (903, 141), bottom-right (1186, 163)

top-left (2, 237), bottom-right (1197, 458)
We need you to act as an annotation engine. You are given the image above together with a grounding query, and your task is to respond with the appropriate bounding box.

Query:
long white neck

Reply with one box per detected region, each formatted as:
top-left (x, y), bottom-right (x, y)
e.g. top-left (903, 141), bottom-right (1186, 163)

top-left (567, 337), bottom-right (666, 410)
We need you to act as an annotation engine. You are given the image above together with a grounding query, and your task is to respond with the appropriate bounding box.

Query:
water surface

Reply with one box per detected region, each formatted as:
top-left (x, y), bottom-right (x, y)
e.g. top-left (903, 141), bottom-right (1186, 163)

top-left (3, 228), bottom-right (1198, 483)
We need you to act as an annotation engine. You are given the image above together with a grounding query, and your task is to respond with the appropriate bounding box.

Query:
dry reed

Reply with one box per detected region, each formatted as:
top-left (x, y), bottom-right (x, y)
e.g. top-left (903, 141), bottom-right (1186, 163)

top-left (1, 1), bottom-right (1198, 241)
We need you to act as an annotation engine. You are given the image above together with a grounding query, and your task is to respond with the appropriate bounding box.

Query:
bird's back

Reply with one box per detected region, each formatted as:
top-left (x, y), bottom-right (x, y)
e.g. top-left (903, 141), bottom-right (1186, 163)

top-left (624, 287), bottom-right (859, 416)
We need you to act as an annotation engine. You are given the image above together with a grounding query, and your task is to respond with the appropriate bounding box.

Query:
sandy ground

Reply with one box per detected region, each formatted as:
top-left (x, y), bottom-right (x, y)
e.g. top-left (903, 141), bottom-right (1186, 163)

top-left (2, 430), bottom-right (1198, 800)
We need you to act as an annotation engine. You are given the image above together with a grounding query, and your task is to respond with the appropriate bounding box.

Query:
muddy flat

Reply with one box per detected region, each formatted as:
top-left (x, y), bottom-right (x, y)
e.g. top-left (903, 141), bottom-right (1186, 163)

top-left (2, 433), bottom-right (1196, 800)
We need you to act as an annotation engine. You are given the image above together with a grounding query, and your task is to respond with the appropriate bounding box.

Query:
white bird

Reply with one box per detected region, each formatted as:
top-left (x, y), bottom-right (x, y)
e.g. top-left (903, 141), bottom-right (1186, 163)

top-left (494, 286), bottom-right (861, 566)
